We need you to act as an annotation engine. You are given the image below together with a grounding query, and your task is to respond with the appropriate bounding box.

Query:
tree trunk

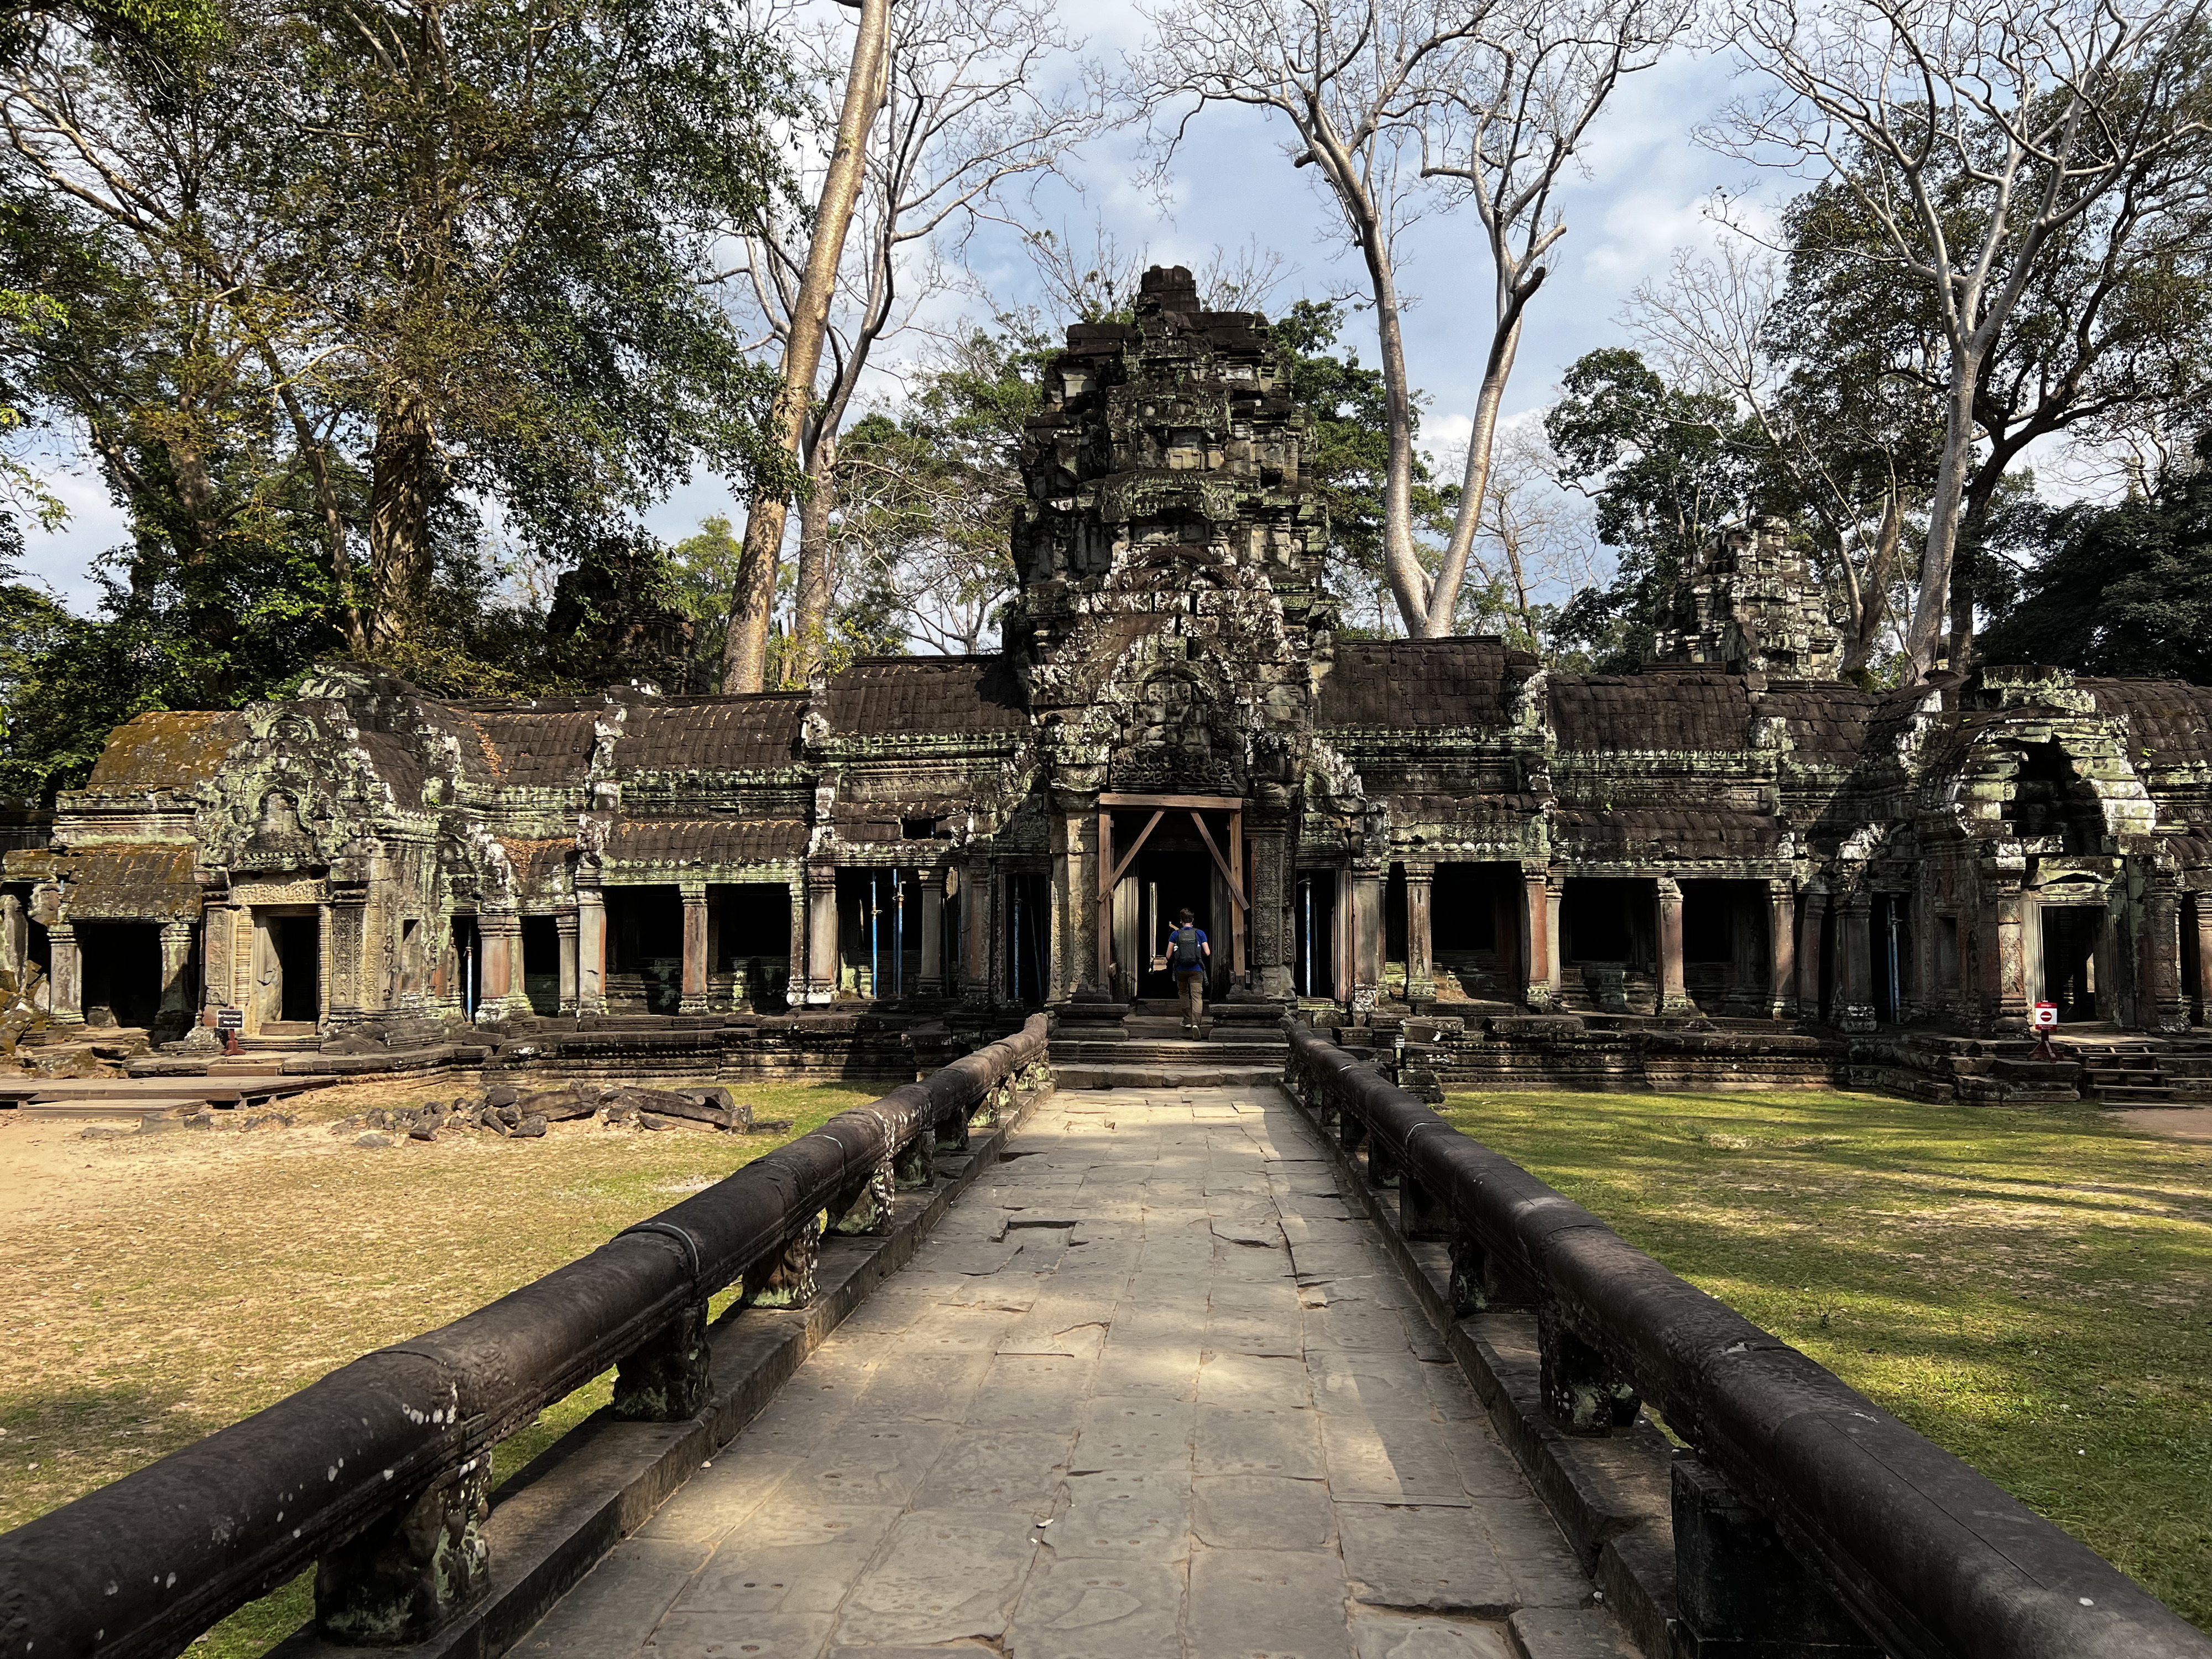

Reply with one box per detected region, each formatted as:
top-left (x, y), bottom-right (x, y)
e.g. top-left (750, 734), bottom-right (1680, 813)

top-left (1368, 243), bottom-right (1426, 635)
top-left (1425, 274), bottom-right (1540, 638)
top-left (1840, 485), bottom-right (1902, 677)
top-left (1905, 351), bottom-right (1981, 679)
top-left (367, 392), bottom-right (435, 651)
top-left (720, 0), bottom-right (892, 693)
top-left (787, 428), bottom-right (839, 687)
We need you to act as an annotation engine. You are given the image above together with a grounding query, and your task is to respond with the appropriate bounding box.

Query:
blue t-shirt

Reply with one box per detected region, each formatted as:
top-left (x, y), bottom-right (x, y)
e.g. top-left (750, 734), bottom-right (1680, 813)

top-left (1166, 926), bottom-right (1208, 973)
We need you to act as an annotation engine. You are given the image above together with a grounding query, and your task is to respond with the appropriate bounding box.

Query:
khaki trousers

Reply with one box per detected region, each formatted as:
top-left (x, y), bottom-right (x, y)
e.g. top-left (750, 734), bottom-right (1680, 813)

top-left (1176, 971), bottom-right (1204, 1029)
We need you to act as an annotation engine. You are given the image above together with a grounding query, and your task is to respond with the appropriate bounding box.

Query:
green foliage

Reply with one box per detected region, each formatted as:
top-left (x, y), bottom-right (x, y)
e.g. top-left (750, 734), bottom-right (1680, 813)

top-left (1980, 465), bottom-right (2212, 684)
top-left (1546, 348), bottom-right (1761, 669)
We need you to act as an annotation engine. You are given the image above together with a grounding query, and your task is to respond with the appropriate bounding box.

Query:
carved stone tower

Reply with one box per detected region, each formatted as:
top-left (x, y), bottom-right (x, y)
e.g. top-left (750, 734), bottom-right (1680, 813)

top-left (1648, 516), bottom-right (1842, 678)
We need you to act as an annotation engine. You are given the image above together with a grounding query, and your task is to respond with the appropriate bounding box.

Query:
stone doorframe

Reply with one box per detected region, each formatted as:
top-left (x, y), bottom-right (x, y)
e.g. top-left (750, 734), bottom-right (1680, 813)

top-left (1095, 792), bottom-right (1248, 993)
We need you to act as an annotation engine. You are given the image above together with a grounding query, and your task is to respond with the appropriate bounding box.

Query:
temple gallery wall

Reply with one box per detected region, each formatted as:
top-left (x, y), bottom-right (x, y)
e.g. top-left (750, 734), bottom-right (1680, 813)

top-left (11, 267), bottom-right (2212, 1101)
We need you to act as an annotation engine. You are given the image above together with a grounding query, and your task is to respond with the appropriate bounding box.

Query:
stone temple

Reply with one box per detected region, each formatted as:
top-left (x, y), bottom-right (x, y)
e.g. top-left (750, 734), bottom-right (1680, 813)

top-left (11, 265), bottom-right (2212, 1103)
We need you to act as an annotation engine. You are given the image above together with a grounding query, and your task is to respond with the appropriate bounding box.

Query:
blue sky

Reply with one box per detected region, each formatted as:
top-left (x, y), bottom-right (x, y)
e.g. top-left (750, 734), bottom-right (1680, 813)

top-left (13, 7), bottom-right (1766, 617)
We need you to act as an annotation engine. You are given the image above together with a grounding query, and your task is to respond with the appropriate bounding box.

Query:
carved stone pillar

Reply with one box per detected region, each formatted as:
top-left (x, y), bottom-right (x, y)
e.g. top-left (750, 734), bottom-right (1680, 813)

top-left (680, 880), bottom-right (709, 1015)
top-left (1835, 890), bottom-right (1875, 1031)
top-left (960, 861), bottom-right (991, 1005)
top-left (2141, 868), bottom-right (2188, 1032)
top-left (1981, 874), bottom-right (2028, 1032)
top-left (478, 910), bottom-right (528, 1020)
top-left (1519, 865), bottom-right (1554, 1011)
top-left (2195, 893), bottom-right (2212, 1027)
top-left (806, 863), bottom-right (840, 1006)
top-left (1246, 822), bottom-right (1291, 999)
top-left (1797, 887), bottom-right (1825, 1021)
top-left (1404, 863), bottom-right (1435, 1005)
top-left (555, 912), bottom-right (580, 1014)
top-left (1050, 800), bottom-right (1097, 1000)
top-left (575, 879), bottom-right (608, 1016)
top-left (1766, 882), bottom-right (1797, 1021)
top-left (1655, 876), bottom-right (1694, 1016)
top-left (1349, 866), bottom-right (1384, 1013)
top-left (917, 870), bottom-right (946, 997)
top-left (0, 893), bottom-right (27, 980)
top-left (325, 884), bottom-right (367, 1025)
top-left (47, 920), bottom-right (82, 1025)
top-left (157, 917), bottom-right (192, 1013)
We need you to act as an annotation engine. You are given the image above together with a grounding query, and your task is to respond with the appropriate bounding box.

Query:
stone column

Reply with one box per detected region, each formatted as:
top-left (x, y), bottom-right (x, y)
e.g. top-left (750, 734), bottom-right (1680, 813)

top-left (159, 919), bottom-right (195, 1029)
top-left (1796, 888), bottom-right (1825, 1021)
top-left (479, 910), bottom-right (527, 1019)
top-left (1834, 891), bottom-right (1875, 1030)
top-left (961, 860), bottom-right (991, 1005)
top-left (1980, 874), bottom-right (2029, 1031)
top-left (2141, 869), bottom-right (2188, 1032)
top-left (806, 863), bottom-right (840, 1006)
top-left (1050, 800), bottom-right (1097, 1000)
top-left (0, 894), bottom-right (26, 980)
top-left (1404, 863), bottom-right (1436, 1005)
top-left (1766, 882), bottom-right (1797, 1020)
top-left (47, 920), bottom-right (81, 1025)
top-left (555, 912), bottom-right (580, 1013)
top-left (917, 870), bottom-right (946, 997)
top-left (325, 883), bottom-right (367, 1025)
top-left (2195, 893), bottom-right (2212, 1027)
top-left (1519, 865), bottom-right (1554, 1010)
top-left (1247, 821), bottom-right (1292, 1000)
top-left (1655, 877), bottom-right (1694, 1015)
top-left (1350, 866), bottom-right (1384, 1014)
top-left (680, 880), bottom-right (710, 1015)
top-left (575, 880), bottom-right (608, 1016)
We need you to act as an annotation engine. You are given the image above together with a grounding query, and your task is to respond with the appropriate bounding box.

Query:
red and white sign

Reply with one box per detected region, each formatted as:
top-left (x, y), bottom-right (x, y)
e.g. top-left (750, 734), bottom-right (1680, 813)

top-left (2032, 1001), bottom-right (2059, 1029)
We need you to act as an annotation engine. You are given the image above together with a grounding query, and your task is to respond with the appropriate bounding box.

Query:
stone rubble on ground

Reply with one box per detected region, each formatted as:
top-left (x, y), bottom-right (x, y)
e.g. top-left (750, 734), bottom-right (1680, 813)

top-left (325, 1082), bottom-right (788, 1145)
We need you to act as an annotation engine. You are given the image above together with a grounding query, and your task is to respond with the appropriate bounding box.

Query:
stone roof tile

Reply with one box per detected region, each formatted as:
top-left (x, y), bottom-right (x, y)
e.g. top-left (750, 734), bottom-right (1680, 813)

top-left (85, 712), bottom-right (247, 792)
top-left (822, 656), bottom-right (1029, 737)
top-left (1318, 639), bottom-right (1528, 728)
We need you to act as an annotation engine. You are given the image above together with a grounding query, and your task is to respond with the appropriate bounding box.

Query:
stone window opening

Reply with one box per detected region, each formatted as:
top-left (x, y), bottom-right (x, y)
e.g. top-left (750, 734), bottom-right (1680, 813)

top-left (718, 882), bottom-right (794, 1011)
top-left (606, 888), bottom-right (683, 1015)
top-left (75, 921), bottom-right (163, 1029)
top-left (521, 916), bottom-right (561, 1016)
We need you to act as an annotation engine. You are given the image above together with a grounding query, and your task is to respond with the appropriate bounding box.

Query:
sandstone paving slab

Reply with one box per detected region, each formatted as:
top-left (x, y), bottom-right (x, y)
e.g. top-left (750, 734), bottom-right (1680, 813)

top-left (1072, 1394), bottom-right (1196, 1471)
top-left (1194, 1403), bottom-right (1327, 1478)
top-left (512, 1536), bottom-right (708, 1657)
top-left (1090, 1338), bottom-right (1202, 1399)
top-left (1348, 1608), bottom-right (1516, 1659)
top-left (650, 1610), bottom-right (838, 1658)
top-left (1311, 1352), bottom-right (1445, 1420)
top-left (832, 1508), bottom-right (1041, 1647)
top-left (1321, 1411), bottom-right (1474, 1506)
top-left (784, 1420), bottom-right (958, 1505)
top-left (853, 1350), bottom-right (995, 1421)
top-left (909, 1426), bottom-right (1074, 1512)
top-left (634, 1451), bottom-right (803, 1543)
top-left (1197, 1349), bottom-right (1313, 1407)
top-left (1508, 1606), bottom-right (1644, 1657)
top-left (1208, 1306), bottom-right (1306, 1353)
top-left (1191, 1473), bottom-right (1336, 1550)
top-left (1186, 1547), bottom-right (1357, 1659)
top-left (1009, 1554), bottom-right (1187, 1659)
top-left (1337, 1505), bottom-right (1517, 1614)
top-left (1053, 1469), bottom-right (1193, 1558)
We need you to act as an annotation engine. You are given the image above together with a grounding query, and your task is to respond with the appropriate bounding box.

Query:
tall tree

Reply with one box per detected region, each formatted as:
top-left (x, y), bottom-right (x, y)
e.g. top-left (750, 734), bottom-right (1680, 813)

top-left (1717, 0), bottom-right (2212, 677)
top-left (721, 0), bottom-right (892, 694)
top-left (732, 0), bottom-right (1103, 687)
top-left (1417, 0), bottom-right (1684, 637)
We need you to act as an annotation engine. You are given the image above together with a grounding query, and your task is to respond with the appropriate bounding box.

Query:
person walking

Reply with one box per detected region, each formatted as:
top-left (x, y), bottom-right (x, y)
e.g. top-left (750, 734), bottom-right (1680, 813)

top-left (1165, 908), bottom-right (1210, 1034)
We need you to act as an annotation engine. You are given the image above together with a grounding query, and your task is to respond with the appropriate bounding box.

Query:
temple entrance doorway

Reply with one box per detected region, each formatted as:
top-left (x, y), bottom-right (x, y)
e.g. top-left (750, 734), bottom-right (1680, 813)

top-left (253, 908), bottom-right (320, 1030)
top-left (1100, 795), bottom-right (1245, 1004)
top-left (1559, 878), bottom-right (1655, 1013)
top-left (76, 921), bottom-right (162, 1027)
top-left (2039, 904), bottom-right (2103, 1021)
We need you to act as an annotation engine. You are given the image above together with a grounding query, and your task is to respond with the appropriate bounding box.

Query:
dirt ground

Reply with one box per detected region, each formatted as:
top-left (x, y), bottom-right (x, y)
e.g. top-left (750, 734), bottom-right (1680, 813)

top-left (0, 1071), bottom-right (886, 1536)
top-left (2110, 1104), bottom-right (2212, 1141)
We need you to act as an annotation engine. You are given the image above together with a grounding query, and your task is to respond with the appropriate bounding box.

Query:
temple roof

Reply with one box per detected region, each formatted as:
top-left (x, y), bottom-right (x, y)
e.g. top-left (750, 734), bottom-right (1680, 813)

top-left (1317, 639), bottom-right (1530, 729)
top-left (82, 712), bottom-right (246, 793)
top-left (822, 656), bottom-right (1029, 738)
top-left (1551, 672), bottom-right (1756, 753)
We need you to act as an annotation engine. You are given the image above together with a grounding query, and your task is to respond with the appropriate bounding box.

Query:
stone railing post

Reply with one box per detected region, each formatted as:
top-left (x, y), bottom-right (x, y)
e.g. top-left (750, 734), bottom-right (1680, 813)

top-left (1672, 1458), bottom-right (1881, 1658)
top-left (314, 1468), bottom-right (491, 1645)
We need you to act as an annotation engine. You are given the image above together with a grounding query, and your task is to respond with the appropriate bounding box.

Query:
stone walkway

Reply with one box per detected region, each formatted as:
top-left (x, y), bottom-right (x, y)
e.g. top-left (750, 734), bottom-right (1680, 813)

top-left (517, 1086), bottom-right (1635, 1659)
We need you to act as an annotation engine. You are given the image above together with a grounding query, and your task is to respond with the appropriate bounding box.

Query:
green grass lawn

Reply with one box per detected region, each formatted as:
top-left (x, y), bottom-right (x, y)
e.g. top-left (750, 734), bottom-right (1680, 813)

top-left (1440, 1087), bottom-right (2212, 1632)
top-left (0, 1073), bottom-right (888, 1657)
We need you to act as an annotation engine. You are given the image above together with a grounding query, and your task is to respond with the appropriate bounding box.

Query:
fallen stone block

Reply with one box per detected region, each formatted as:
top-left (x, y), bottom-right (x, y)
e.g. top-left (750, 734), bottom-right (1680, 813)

top-left (510, 1114), bottom-right (547, 1139)
top-left (354, 1131), bottom-right (392, 1148)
